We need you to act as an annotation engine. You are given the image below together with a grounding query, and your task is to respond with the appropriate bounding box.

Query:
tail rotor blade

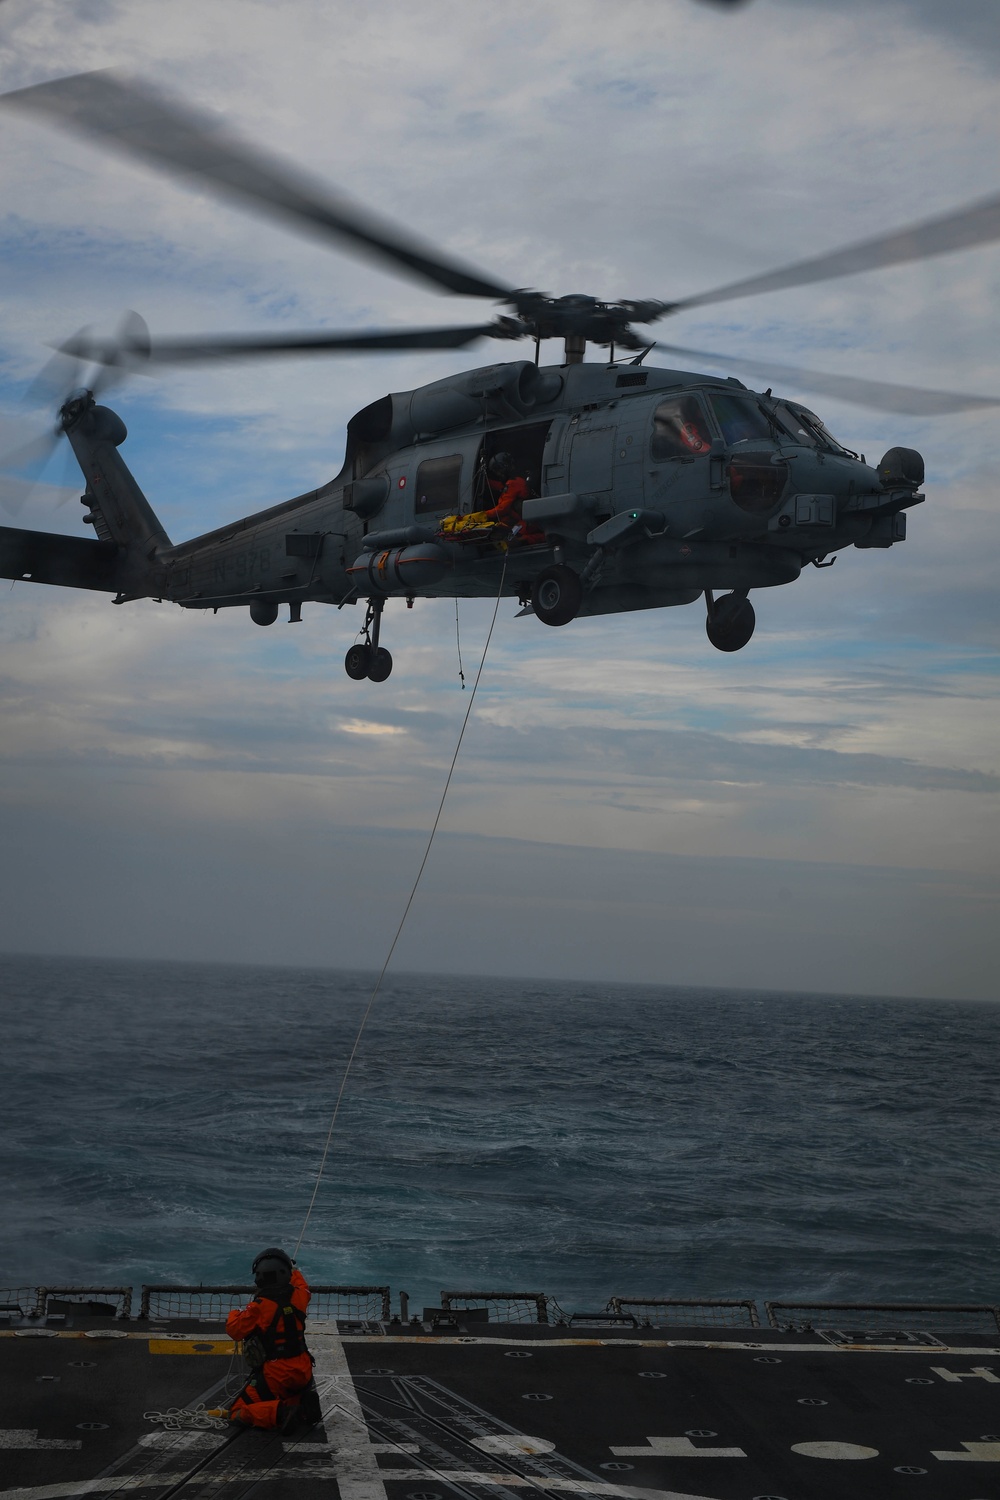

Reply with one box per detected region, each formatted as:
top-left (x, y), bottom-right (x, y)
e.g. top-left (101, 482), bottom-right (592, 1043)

top-left (0, 425), bottom-right (62, 515)
top-left (55, 435), bottom-right (81, 509)
top-left (22, 344), bottom-right (87, 409)
top-left (1, 312), bottom-right (150, 516)
top-left (49, 310), bottom-right (151, 394)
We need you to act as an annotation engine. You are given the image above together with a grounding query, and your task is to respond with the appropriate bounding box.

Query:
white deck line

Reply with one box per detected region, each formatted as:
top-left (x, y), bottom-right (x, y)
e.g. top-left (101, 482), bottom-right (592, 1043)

top-left (310, 1321), bottom-right (389, 1500)
top-left (2, 1332), bottom-right (998, 1357)
top-left (338, 1336), bottom-right (1000, 1356)
top-left (0, 1472), bottom-right (372, 1500)
top-left (0, 1479), bottom-right (722, 1500)
top-left (379, 1474), bottom-right (721, 1500)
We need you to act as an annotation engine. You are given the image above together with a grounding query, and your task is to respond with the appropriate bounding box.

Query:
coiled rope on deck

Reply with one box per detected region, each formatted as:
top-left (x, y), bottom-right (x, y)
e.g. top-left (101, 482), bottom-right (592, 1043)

top-left (294, 561), bottom-right (509, 1255)
top-left (144, 1405), bottom-right (228, 1431)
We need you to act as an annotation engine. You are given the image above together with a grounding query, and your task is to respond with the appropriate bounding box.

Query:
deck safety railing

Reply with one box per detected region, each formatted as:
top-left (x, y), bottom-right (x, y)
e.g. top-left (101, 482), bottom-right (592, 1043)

top-left (766, 1301), bottom-right (1000, 1334)
top-left (4, 1284), bottom-right (998, 1334)
top-left (139, 1284), bottom-right (391, 1321)
top-left (607, 1297), bottom-right (761, 1328)
top-left (0, 1286), bottom-right (133, 1319)
top-left (440, 1290), bottom-right (562, 1324)
top-left (0, 1287), bottom-right (42, 1319)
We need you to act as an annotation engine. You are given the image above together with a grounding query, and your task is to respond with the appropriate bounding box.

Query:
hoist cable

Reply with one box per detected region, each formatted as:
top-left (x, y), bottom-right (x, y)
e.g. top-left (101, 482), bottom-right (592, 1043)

top-left (294, 557), bottom-right (509, 1256)
top-left (455, 599), bottom-right (466, 689)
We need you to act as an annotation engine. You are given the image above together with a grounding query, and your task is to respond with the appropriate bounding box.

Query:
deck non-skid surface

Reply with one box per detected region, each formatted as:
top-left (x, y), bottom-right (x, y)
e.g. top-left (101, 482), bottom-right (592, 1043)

top-left (2, 1322), bottom-right (999, 1500)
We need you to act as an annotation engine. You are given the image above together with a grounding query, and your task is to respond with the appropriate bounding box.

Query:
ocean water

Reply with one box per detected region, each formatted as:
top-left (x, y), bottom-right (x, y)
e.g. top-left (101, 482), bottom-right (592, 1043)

top-left (1, 953), bottom-right (998, 1313)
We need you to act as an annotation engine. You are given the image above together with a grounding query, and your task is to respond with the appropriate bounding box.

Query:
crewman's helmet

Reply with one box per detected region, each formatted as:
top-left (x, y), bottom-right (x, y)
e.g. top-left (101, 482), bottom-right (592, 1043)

top-left (488, 451), bottom-right (513, 480)
top-left (252, 1247), bottom-right (293, 1290)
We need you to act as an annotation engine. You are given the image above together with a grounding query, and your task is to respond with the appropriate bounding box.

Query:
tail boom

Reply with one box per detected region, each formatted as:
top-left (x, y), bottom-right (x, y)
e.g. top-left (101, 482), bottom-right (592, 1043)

top-left (62, 394), bottom-right (171, 556)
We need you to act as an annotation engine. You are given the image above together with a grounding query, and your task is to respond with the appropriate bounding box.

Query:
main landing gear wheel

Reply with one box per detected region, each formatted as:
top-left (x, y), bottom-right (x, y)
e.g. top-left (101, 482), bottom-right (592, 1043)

top-left (533, 565), bottom-right (582, 627)
top-left (346, 596), bottom-right (393, 681)
top-left (367, 646), bottom-right (393, 682)
top-left (345, 643), bottom-right (371, 679)
top-left (706, 592), bottom-right (756, 652)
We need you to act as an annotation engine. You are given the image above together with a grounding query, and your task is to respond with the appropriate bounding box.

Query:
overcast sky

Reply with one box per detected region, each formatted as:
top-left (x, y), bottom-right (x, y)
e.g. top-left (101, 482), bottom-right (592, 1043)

top-left (0, 0), bottom-right (997, 999)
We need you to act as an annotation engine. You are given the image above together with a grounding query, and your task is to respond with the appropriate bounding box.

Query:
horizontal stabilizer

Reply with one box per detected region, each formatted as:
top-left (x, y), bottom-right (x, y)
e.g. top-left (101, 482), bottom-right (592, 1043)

top-left (0, 526), bottom-right (120, 592)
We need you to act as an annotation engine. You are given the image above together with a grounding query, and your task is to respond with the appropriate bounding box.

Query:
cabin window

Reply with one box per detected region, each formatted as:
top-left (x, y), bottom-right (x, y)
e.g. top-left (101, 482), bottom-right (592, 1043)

top-left (650, 395), bottom-right (713, 459)
top-left (415, 454), bottom-right (462, 514)
top-left (708, 393), bottom-right (773, 447)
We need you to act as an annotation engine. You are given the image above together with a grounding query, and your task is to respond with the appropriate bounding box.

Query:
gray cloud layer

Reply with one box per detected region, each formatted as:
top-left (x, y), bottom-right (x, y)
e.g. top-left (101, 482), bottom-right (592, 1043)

top-left (0, 0), bottom-right (997, 997)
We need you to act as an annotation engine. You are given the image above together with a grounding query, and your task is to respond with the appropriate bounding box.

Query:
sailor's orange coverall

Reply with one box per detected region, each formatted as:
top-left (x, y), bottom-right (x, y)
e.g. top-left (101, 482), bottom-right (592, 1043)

top-left (482, 475), bottom-right (531, 526)
top-left (225, 1268), bottom-right (313, 1428)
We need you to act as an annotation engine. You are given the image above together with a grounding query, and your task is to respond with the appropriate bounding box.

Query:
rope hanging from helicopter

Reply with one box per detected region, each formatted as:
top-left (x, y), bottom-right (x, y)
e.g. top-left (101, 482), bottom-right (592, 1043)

top-left (454, 600), bottom-right (466, 689)
top-left (293, 549), bottom-right (509, 1255)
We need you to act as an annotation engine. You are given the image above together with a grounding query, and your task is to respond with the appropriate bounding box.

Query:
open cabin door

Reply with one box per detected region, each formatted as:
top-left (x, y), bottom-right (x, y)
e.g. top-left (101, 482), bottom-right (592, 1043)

top-left (473, 422), bottom-right (552, 510)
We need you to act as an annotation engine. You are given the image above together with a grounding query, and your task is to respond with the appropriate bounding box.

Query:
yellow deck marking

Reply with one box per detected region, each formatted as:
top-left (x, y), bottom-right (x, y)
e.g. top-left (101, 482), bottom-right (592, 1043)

top-left (147, 1338), bottom-right (234, 1355)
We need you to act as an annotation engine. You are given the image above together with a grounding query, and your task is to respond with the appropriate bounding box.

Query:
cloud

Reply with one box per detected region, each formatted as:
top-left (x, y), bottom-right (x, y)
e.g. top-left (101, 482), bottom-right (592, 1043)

top-left (0, 0), bottom-right (997, 995)
top-left (339, 719), bottom-right (408, 737)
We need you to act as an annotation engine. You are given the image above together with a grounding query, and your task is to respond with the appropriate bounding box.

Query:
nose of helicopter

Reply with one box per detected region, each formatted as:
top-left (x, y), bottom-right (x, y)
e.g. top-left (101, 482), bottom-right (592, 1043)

top-left (877, 446), bottom-right (924, 490)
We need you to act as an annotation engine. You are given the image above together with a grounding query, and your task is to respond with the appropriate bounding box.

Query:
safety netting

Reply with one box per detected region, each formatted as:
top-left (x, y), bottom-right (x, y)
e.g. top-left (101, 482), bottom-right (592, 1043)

top-left (440, 1290), bottom-right (564, 1325)
top-left (0, 1286), bottom-right (43, 1319)
top-left (140, 1285), bottom-right (254, 1320)
top-left (140, 1283), bottom-right (390, 1321)
top-left (765, 1301), bottom-right (1000, 1334)
top-left (607, 1297), bottom-right (761, 1328)
top-left (2, 1286), bottom-right (134, 1319)
top-left (309, 1286), bottom-right (391, 1321)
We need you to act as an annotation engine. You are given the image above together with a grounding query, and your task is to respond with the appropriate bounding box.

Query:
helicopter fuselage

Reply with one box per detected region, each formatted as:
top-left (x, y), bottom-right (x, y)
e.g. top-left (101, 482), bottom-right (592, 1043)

top-left (0, 357), bottom-right (924, 668)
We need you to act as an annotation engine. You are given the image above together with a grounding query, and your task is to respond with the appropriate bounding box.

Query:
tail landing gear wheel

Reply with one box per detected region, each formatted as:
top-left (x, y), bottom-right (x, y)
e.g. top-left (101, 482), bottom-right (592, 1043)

top-left (367, 647), bottom-right (393, 682)
top-left (534, 565), bottom-right (582, 627)
top-left (345, 643), bottom-right (372, 680)
top-left (706, 593), bottom-right (755, 652)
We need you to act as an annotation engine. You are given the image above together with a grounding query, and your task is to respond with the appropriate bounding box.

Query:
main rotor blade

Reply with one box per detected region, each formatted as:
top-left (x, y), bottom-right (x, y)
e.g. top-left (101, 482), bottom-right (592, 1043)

top-left (1, 71), bottom-right (515, 302)
top-left (670, 190), bottom-right (1000, 313)
top-left (64, 322), bottom-right (501, 367)
top-left (652, 341), bottom-right (1000, 415)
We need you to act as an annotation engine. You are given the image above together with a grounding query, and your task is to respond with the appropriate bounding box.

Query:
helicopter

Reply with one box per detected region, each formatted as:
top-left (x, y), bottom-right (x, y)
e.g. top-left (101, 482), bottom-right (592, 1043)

top-left (1, 72), bottom-right (999, 681)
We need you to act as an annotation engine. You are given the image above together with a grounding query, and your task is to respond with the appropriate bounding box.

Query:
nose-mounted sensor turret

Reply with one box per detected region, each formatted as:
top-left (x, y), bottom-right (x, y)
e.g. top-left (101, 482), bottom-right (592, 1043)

top-left (877, 447), bottom-right (924, 490)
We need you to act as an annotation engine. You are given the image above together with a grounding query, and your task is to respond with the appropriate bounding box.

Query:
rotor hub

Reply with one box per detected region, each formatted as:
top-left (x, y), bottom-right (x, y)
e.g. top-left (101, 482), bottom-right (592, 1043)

top-left (506, 291), bottom-right (670, 348)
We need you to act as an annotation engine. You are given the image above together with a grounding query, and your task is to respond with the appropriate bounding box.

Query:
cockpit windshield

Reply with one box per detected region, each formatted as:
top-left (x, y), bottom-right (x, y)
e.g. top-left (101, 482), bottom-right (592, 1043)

top-left (773, 402), bottom-right (852, 456)
top-left (708, 393), bottom-right (774, 447)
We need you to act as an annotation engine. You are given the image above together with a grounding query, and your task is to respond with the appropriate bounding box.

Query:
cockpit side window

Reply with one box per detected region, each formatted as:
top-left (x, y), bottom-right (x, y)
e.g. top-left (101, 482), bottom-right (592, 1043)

top-left (707, 393), bottom-right (774, 447)
top-left (773, 402), bottom-right (852, 456)
top-left (650, 395), bottom-right (713, 460)
top-left (800, 408), bottom-right (852, 456)
top-left (772, 402), bottom-right (818, 447)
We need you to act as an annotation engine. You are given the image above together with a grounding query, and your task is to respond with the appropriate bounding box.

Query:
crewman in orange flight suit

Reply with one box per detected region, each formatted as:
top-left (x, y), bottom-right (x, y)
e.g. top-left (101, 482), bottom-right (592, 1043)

top-left (224, 1248), bottom-right (316, 1430)
top-left (436, 452), bottom-right (544, 545)
top-left (481, 452), bottom-right (543, 542)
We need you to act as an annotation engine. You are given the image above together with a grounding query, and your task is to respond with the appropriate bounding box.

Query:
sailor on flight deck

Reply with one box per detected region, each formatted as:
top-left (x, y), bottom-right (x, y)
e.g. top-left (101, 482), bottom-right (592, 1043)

top-left (224, 1248), bottom-right (317, 1429)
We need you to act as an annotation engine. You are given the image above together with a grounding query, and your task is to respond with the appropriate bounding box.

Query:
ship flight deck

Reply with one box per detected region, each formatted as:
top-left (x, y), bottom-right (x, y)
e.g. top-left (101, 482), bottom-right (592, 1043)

top-left (2, 1296), bottom-right (1000, 1500)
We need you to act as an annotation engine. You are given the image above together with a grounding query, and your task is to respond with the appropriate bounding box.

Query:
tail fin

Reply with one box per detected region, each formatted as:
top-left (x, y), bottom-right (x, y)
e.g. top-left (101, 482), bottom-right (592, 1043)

top-left (62, 393), bottom-right (171, 554)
